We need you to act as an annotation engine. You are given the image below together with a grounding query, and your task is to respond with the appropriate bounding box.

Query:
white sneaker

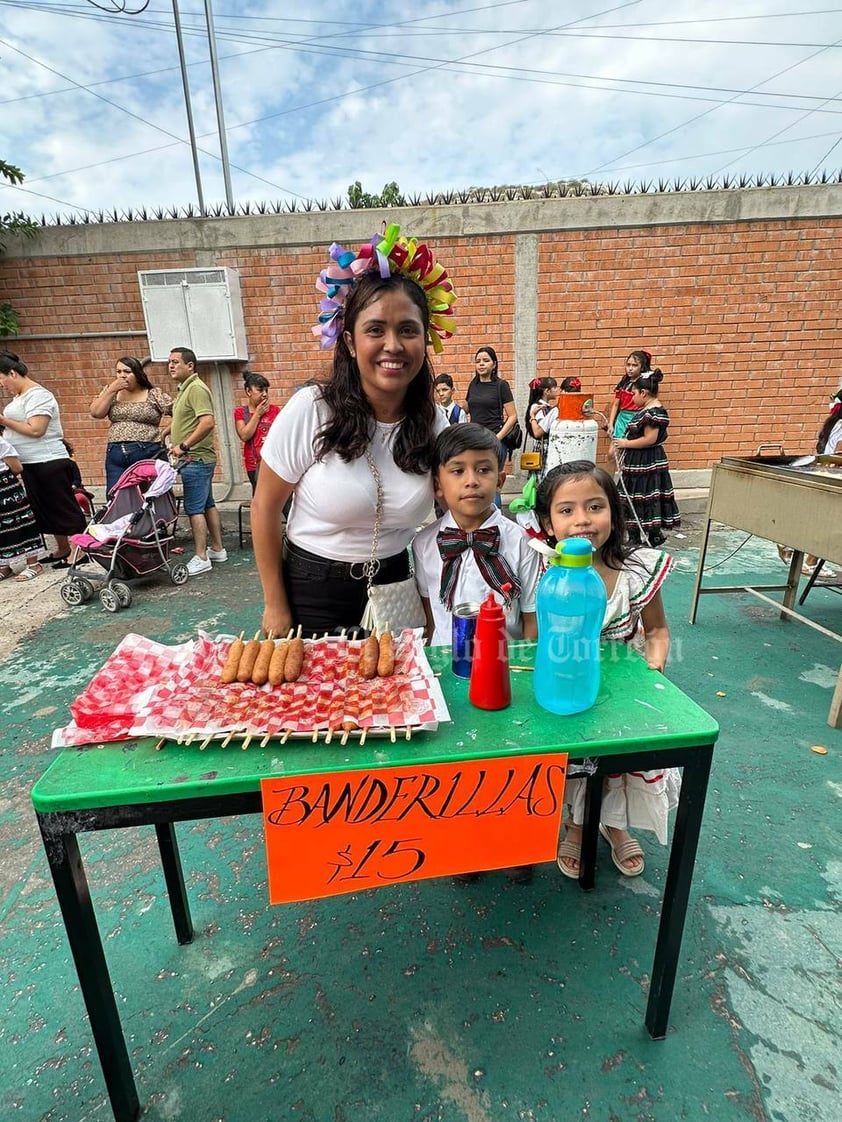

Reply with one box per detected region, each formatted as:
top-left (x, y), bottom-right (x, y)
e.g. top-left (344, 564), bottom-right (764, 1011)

top-left (207, 547), bottom-right (228, 562)
top-left (186, 555), bottom-right (213, 576)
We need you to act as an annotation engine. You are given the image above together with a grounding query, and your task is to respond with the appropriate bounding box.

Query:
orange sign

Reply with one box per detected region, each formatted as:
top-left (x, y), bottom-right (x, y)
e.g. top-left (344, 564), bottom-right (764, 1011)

top-left (261, 753), bottom-right (567, 904)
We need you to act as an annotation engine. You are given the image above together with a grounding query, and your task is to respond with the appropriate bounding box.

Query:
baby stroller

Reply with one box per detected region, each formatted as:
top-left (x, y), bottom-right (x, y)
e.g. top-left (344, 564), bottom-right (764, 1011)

top-left (60, 459), bottom-right (188, 612)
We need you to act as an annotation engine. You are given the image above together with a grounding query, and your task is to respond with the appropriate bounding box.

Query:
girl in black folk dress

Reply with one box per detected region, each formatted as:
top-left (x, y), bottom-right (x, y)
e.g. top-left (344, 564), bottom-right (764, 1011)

top-left (0, 434), bottom-right (45, 581)
top-left (611, 369), bottom-right (680, 548)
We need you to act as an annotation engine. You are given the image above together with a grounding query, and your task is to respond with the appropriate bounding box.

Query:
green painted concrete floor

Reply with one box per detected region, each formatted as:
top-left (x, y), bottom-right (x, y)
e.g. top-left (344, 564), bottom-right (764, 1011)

top-left (1, 524), bottom-right (841, 1122)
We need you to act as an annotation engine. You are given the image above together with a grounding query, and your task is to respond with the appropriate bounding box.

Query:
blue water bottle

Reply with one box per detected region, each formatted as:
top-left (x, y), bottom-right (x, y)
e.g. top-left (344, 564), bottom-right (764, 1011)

top-left (533, 537), bottom-right (607, 716)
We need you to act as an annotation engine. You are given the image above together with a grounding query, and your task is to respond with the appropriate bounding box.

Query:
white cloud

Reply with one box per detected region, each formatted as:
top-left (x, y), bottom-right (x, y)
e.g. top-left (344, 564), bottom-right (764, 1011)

top-left (2, 0), bottom-right (842, 218)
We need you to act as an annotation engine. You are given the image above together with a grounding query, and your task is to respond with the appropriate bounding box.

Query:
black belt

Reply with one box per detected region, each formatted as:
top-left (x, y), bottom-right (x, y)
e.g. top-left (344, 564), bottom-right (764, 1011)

top-left (284, 539), bottom-right (410, 583)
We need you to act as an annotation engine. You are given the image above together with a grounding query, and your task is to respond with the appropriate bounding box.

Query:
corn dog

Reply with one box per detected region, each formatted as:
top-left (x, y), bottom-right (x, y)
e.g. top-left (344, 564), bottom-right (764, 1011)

top-left (221, 632), bottom-right (245, 683)
top-left (251, 636), bottom-right (275, 685)
top-left (360, 633), bottom-right (379, 679)
top-left (268, 640), bottom-right (289, 686)
top-left (237, 632), bottom-right (262, 683)
top-left (376, 630), bottom-right (395, 678)
top-left (284, 628), bottom-right (305, 682)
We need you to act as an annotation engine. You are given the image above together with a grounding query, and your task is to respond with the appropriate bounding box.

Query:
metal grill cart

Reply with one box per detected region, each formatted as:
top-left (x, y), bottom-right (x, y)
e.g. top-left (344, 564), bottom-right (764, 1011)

top-left (689, 451), bottom-right (842, 727)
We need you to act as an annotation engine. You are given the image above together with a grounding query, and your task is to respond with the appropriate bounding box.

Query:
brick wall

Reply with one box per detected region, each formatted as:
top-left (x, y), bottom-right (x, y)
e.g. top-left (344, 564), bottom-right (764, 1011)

top-left (1, 190), bottom-right (841, 490)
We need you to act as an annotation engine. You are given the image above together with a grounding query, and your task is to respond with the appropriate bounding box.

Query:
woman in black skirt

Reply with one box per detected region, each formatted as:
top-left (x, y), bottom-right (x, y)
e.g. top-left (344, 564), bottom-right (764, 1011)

top-left (0, 350), bottom-right (86, 568)
top-left (611, 368), bottom-right (680, 548)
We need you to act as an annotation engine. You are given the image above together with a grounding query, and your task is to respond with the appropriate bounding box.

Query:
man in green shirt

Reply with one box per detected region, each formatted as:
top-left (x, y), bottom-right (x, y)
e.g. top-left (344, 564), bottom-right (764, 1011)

top-left (168, 347), bottom-right (227, 576)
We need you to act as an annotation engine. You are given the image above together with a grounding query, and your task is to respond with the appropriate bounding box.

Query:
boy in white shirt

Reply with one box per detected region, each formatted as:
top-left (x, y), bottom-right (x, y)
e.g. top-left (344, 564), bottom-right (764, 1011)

top-left (414, 424), bottom-right (539, 646)
top-left (413, 424), bottom-right (540, 884)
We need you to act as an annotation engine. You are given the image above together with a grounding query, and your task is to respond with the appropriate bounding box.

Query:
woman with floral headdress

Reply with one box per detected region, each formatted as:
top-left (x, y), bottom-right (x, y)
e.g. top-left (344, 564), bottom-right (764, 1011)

top-left (252, 230), bottom-right (455, 637)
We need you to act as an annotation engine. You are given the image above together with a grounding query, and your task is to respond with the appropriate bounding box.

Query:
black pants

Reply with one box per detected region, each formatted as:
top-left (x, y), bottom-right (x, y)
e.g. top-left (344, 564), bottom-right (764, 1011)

top-left (283, 540), bottom-right (410, 637)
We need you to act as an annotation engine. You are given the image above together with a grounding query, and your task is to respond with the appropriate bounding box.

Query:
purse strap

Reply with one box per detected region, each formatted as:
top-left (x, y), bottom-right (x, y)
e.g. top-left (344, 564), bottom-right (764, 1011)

top-left (364, 447), bottom-right (414, 598)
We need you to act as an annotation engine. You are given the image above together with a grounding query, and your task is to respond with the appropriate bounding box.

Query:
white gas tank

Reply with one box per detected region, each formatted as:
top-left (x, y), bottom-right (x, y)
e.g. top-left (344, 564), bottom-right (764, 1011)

top-left (545, 419), bottom-right (599, 473)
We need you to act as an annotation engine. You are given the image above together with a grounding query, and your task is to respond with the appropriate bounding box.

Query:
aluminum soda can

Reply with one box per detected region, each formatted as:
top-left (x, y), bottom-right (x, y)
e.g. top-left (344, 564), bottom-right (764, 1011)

top-left (452, 602), bottom-right (481, 678)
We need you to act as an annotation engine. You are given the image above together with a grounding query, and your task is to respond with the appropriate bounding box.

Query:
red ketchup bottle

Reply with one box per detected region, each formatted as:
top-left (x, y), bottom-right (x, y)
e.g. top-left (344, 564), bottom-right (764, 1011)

top-left (468, 587), bottom-right (512, 711)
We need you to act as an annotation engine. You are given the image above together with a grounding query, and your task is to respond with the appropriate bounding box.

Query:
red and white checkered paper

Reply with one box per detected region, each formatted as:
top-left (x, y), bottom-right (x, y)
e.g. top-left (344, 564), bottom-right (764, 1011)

top-left (53, 630), bottom-right (450, 748)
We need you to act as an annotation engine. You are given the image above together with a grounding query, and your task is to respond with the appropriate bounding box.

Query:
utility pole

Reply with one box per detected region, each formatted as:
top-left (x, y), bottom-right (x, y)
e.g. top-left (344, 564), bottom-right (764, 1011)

top-left (172, 0), bottom-right (205, 214)
top-left (204, 0), bottom-right (234, 211)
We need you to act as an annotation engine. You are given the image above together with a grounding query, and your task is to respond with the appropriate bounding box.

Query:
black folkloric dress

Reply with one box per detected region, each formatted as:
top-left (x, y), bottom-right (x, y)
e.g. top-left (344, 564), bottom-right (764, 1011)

top-left (618, 406), bottom-right (680, 539)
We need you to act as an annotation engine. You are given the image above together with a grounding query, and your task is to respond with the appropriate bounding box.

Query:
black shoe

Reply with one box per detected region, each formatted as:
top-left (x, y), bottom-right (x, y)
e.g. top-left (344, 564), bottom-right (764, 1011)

top-left (504, 865), bottom-right (534, 885)
top-left (648, 532), bottom-right (667, 548)
top-left (453, 872), bottom-right (482, 884)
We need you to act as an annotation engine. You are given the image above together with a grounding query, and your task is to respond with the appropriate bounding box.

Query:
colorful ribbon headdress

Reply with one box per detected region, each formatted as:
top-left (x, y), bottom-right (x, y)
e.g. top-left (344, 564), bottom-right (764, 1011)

top-left (312, 223), bottom-right (457, 354)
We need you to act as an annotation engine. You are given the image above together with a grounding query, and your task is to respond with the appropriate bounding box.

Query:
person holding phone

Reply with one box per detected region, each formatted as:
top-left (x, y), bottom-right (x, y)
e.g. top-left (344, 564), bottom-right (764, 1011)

top-left (234, 371), bottom-right (280, 491)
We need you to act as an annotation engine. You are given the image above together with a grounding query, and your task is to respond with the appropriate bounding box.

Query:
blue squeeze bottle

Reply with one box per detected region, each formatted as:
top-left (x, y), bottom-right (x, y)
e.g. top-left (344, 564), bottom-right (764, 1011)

top-left (533, 536), bottom-right (607, 716)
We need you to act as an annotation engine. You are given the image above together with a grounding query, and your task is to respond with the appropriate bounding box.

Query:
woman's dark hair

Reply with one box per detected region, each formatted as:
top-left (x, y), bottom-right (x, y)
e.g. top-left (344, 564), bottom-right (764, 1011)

top-left (472, 345), bottom-right (499, 381)
top-left (628, 350), bottom-right (652, 373)
top-left (0, 350), bottom-right (28, 377)
top-left (817, 391), bottom-right (842, 453)
top-left (243, 371), bottom-right (270, 392)
top-left (535, 460), bottom-right (631, 571)
top-left (433, 422), bottom-right (506, 471)
top-left (315, 272), bottom-right (437, 473)
top-left (637, 368), bottom-right (664, 395)
top-left (117, 356), bottom-right (152, 391)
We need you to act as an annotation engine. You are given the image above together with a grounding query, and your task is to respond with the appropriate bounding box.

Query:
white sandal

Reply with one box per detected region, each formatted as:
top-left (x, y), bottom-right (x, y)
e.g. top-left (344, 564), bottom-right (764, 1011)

top-left (15, 564), bottom-right (43, 582)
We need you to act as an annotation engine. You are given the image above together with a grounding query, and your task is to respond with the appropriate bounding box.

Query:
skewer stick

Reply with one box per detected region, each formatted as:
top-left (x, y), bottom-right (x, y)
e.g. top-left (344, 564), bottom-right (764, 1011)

top-left (221, 729), bottom-right (237, 748)
top-left (154, 738), bottom-right (166, 752)
top-left (405, 726), bottom-right (411, 740)
top-left (340, 729), bottom-right (350, 746)
top-left (260, 732), bottom-right (272, 748)
top-left (311, 727), bottom-right (320, 743)
top-left (184, 731), bottom-right (196, 745)
top-left (241, 733), bottom-right (253, 751)
top-left (325, 727), bottom-right (334, 744)
top-left (390, 726), bottom-right (396, 743)
top-left (281, 728), bottom-right (291, 744)
top-left (359, 728), bottom-right (367, 746)
top-left (199, 733), bottom-right (213, 750)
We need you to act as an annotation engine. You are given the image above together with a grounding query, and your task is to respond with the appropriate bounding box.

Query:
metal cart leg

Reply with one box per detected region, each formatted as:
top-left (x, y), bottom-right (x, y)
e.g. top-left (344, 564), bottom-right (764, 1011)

top-left (38, 818), bottom-right (139, 1122)
top-left (645, 744), bottom-right (714, 1039)
top-left (155, 822), bottom-right (194, 945)
top-left (688, 518), bottom-right (713, 624)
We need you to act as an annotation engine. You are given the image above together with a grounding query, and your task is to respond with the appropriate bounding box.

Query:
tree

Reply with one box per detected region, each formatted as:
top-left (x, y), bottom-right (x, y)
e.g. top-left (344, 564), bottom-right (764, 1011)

top-left (1, 160), bottom-right (38, 337)
top-left (347, 180), bottom-right (405, 209)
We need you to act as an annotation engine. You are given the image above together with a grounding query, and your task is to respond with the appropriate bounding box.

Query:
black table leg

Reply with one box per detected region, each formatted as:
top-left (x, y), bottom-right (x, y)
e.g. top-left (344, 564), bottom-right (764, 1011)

top-left (579, 773), bottom-right (603, 891)
top-left (154, 822), bottom-right (194, 945)
top-left (37, 818), bottom-right (139, 1122)
top-left (645, 744), bottom-right (714, 1039)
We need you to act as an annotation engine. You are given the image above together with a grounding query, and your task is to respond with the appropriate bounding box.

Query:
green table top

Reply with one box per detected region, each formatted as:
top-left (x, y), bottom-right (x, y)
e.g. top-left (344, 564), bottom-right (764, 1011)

top-left (32, 642), bottom-right (718, 814)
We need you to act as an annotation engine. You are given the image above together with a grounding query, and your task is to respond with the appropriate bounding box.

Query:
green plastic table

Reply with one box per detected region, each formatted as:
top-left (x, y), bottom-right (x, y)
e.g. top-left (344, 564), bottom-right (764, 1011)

top-left (32, 642), bottom-right (718, 1122)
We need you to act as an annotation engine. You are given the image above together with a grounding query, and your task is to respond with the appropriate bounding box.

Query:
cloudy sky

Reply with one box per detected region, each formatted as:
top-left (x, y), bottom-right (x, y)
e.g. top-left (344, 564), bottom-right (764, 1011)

top-left (2, 1), bottom-right (842, 220)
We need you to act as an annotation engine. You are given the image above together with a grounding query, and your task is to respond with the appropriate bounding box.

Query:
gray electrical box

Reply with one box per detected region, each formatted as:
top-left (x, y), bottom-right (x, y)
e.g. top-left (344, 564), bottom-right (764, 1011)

top-left (138, 267), bottom-right (248, 361)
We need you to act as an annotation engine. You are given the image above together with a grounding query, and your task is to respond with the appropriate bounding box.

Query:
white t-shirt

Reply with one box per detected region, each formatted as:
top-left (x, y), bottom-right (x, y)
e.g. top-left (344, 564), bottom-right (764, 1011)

top-left (0, 435), bottom-right (17, 461)
top-left (260, 385), bottom-right (446, 561)
top-left (413, 506), bottom-right (541, 645)
top-left (2, 386), bottom-right (66, 463)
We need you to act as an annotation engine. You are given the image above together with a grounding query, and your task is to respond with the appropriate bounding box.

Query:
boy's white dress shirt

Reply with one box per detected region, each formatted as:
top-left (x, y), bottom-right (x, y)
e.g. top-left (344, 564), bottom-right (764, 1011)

top-left (413, 506), bottom-right (541, 645)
